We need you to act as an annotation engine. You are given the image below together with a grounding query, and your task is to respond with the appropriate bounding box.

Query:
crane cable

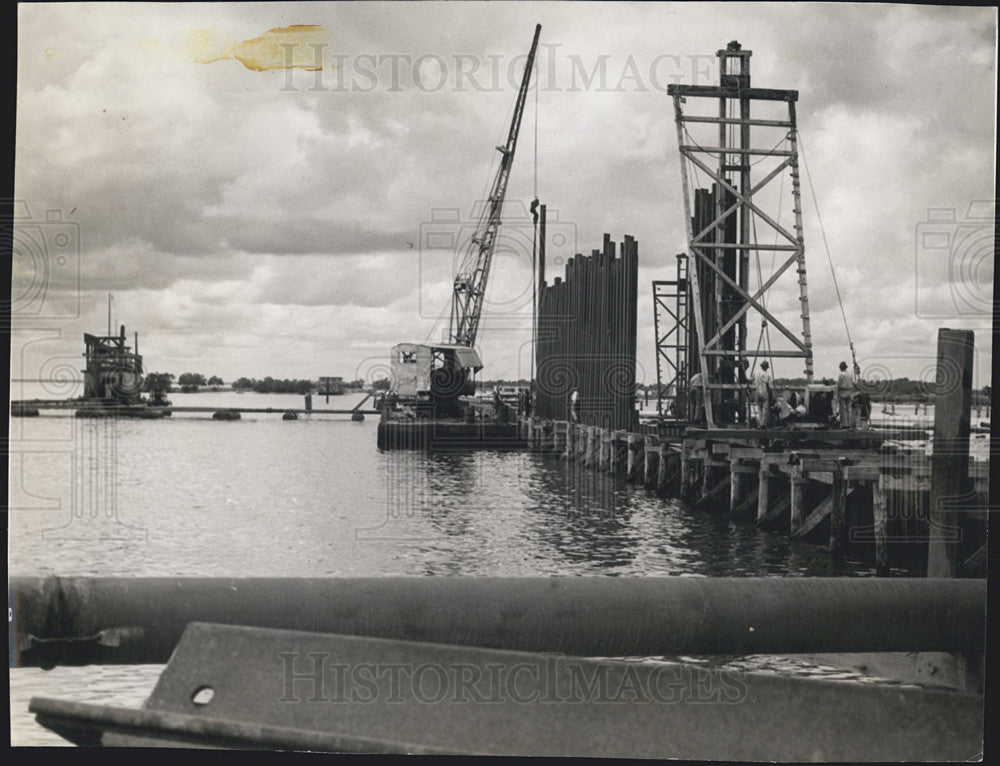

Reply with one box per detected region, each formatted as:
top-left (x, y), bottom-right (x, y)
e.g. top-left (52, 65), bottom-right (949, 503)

top-left (530, 58), bottom-right (539, 388)
top-left (798, 131), bottom-right (859, 376)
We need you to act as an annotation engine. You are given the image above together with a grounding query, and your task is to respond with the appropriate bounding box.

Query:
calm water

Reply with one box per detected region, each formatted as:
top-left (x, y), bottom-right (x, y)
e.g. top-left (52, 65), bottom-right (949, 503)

top-left (8, 386), bottom-right (985, 745)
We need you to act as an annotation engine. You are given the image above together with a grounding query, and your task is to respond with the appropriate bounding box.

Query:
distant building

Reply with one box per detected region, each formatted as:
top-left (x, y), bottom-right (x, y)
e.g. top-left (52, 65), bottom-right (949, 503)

top-left (318, 376), bottom-right (344, 396)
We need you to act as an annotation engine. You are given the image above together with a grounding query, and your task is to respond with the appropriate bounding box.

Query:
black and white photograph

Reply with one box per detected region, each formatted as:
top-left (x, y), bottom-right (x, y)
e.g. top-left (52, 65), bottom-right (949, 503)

top-left (7, 0), bottom-right (995, 757)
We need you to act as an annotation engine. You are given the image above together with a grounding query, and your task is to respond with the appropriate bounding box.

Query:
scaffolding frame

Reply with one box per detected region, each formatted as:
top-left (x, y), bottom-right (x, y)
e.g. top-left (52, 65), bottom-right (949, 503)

top-left (653, 254), bottom-right (689, 419)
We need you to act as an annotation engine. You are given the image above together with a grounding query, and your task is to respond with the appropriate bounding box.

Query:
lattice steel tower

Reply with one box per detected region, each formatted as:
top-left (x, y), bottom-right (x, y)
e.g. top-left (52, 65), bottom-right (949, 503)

top-left (666, 41), bottom-right (813, 428)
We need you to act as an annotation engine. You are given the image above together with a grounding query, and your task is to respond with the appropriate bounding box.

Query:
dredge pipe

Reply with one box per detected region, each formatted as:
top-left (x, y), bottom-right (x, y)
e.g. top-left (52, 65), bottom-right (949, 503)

top-left (10, 576), bottom-right (986, 667)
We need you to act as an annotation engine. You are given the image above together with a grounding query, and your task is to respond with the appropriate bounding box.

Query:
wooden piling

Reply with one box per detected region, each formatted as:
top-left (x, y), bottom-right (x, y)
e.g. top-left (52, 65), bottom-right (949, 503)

top-left (643, 437), bottom-right (658, 488)
top-left (730, 459), bottom-right (759, 515)
top-left (873, 476), bottom-right (889, 576)
top-left (829, 459), bottom-right (849, 557)
top-left (612, 432), bottom-right (623, 476)
top-left (656, 444), bottom-right (670, 495)
top-left (789, 459), bottom-right (806, 535)
top-left (599, 429), bottom-right (611, 472)
top-left (927, 329), bottom-right (974, 578)
top-left (757, 462), bottom-right (772, 523)
top-left (627, 433), bottom-right (642, 482)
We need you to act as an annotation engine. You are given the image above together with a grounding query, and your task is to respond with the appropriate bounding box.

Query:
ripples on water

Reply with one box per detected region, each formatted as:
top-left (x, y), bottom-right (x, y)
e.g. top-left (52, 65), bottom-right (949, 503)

top-left (9, 390), bottom-right (964, 744)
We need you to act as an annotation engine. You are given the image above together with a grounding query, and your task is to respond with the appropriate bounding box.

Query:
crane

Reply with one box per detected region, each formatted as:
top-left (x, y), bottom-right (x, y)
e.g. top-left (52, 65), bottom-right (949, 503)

top-left (448, 23), bottom-right (541, 348)
top-left (386, 24), bottom-right (541, 420)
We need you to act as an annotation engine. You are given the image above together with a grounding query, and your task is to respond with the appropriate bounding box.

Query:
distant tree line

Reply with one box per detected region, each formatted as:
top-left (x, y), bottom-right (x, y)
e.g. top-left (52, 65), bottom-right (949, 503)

top-left (144, 372), bottom-right (223, 393)
top-left (231, 377), bottom-right (315, 394)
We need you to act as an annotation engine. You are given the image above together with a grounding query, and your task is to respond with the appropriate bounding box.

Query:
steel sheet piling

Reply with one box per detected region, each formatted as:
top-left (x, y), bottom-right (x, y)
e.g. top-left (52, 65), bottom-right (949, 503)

top-left (534, 234), bottom-right (639, 432)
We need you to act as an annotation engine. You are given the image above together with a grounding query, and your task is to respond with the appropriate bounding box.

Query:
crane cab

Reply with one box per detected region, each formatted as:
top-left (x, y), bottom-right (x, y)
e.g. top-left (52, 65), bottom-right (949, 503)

top-left (388, 343), bottom-right (482, 418)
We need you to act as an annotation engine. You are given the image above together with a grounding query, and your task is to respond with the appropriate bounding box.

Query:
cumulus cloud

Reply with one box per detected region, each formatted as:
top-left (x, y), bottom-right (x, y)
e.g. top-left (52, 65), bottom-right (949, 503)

top-left (11, 2), bottom-right (995, 382)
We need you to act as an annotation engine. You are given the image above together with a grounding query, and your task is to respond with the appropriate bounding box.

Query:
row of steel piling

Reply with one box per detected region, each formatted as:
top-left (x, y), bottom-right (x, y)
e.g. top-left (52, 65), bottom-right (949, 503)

top-left (534, 234), bottom-right (638, 431)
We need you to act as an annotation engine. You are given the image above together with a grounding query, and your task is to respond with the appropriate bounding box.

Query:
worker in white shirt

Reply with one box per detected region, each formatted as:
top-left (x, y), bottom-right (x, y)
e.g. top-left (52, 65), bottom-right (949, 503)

top-left (836, 361), bottom-right (855, 429)
top-left (569, 387), bottom-right (579, 423)
top-left (753, 361), bottom-right (773, 429)
top-left (689, 371), bottom-right (704, 424)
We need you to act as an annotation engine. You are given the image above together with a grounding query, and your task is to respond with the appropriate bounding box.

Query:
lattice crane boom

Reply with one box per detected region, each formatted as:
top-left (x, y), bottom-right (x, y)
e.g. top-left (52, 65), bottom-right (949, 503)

top-left (448, 24), bottom-right (541, 348)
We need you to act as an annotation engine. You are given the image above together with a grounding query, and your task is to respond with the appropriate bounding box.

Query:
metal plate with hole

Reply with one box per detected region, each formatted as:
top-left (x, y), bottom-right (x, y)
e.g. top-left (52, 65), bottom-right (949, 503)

top-left (30, 622), bottom-right (984, 758)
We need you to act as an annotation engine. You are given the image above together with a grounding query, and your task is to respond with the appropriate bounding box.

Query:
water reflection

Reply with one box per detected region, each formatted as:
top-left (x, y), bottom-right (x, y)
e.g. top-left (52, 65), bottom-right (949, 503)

top-left (10, 409), bottom-right (919, 580)
top-left (522, 458), bottom-right (639, 570)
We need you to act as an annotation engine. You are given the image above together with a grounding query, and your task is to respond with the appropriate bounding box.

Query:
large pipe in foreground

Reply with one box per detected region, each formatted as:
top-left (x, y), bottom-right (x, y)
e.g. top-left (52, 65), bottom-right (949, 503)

top-left (10, 576), bottom-right (985, 667)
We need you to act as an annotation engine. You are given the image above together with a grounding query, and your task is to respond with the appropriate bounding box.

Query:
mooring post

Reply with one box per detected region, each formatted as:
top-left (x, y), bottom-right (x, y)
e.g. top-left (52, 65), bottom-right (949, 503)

top-left (584, 426), bottom-right (595, 468)
top-left (829, 458), bottom-right (850, 557)
top-left (927, 328), bottom-right (974, 579)
top-left (873, 475), bottom-right (889, 576)
top-left (563, 422), bottom-right (574, 460)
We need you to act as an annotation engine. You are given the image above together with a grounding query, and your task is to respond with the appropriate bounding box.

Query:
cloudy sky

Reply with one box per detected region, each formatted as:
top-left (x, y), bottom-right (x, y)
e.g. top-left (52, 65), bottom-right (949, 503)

top-left (13, 2), bottom-right (996, 389)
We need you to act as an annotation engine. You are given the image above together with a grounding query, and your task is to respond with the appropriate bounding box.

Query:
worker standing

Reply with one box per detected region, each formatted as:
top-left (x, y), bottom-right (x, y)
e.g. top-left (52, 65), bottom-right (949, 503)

top-left (493, 386), bottom-right (505, 422)
top-left (569, 387), bottom-right (579, 423)
top-left (689, 371), bottom-right (704, 424)
top-left (836, 361), bottom-right (855, 429)
top-left (753, 361), bottom-right (773, 429)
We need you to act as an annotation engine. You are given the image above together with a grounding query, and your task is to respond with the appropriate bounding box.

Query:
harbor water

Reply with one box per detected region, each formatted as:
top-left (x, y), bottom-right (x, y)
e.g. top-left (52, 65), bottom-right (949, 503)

top-left (8, 386), bottom-right (989, 745)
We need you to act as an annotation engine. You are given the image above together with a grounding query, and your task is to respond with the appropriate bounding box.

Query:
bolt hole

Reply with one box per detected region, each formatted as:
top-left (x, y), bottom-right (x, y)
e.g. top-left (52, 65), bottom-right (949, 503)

top-left (191, 686), bottom-right (215, 706)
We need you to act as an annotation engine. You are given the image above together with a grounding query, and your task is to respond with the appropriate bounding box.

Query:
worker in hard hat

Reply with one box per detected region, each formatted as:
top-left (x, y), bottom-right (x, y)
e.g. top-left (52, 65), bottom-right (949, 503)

top-left (836, 361), bottom-right (855, 429)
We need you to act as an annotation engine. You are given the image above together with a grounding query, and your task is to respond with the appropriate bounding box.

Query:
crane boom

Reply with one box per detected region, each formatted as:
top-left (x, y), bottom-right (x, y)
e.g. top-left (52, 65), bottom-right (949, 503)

top-left (448, 24), bottom-right (541, 348)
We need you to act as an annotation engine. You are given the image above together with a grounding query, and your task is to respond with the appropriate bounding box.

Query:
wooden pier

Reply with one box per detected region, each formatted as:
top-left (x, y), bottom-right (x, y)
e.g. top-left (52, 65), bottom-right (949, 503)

top-left (521, 329), bottom-right (990, 577)
top-left (522, 416), bottom-right (989, 574)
